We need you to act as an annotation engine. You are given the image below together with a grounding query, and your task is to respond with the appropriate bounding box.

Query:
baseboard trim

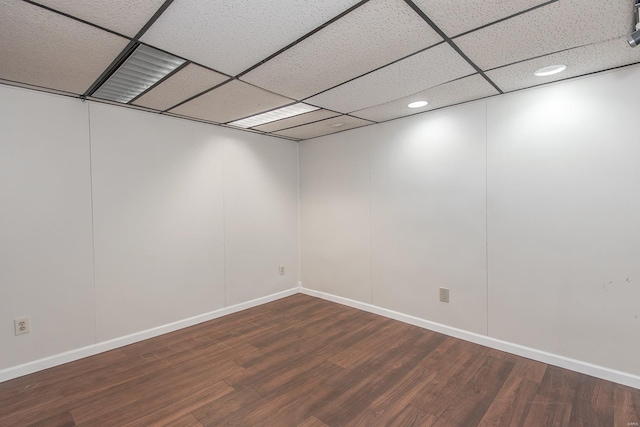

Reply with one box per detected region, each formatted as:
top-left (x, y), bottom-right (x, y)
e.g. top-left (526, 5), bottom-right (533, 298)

top-left (0, 287), bottom-right (298, 383)
top-left (300, 287), bottom-right (640, 390)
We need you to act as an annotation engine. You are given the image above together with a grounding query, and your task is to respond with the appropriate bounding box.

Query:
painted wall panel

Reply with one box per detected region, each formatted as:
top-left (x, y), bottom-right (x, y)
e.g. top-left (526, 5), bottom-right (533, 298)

top-left (370, 102), bottom-right (488, 334)
top-left (487, 65), bottom-right (640, 375)
top-left (223, 131), bottom-right (299, 305)
top-left (0, 86), bottom-right (95, 369)
top-left (299, 129), bottom-right (372, 302)
top-left (300, 63), bottom-right (640, 377)
top-left (89, 103), bottom-right (226, 341)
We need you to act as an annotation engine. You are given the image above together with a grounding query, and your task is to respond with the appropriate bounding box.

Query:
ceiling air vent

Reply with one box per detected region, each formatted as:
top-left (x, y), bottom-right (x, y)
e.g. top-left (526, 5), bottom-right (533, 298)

top-left (92, 45), bottom-right (185, 104)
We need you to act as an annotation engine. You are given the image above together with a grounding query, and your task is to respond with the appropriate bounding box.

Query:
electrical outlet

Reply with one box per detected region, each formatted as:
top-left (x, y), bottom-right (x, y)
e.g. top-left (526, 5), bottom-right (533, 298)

top-left (279, 266), bottom-right (285, 275)
top-left (439, 288), bottom-right (450, 303)
top-left (14, 317), bottom-right (30, 336)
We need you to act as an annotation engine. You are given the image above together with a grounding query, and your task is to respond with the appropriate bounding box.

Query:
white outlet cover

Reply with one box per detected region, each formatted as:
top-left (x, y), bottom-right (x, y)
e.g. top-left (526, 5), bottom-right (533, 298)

top-left (14, 317), bottom-right (30, 336)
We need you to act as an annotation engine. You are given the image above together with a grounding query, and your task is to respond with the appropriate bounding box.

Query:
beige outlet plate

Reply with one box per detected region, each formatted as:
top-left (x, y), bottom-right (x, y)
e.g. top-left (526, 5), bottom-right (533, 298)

top-left (15, 317), bottom-right (30, 336)
top-left (439, 288), bottom-right (450, 303)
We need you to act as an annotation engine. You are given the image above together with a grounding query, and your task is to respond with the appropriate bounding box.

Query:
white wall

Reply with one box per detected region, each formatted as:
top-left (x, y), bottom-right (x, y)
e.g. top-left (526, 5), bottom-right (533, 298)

top-left (0, 85), bottom-right (299, 371)
top-left (90, 104), bottom-right (226, 341)
top-left (3, 63), bottom-right (639, 381)
top-left (223, 134), bottom-right (299, 305)
top-left (487, 65), bottom-right (640, 375)
top-left (299, 130), bottom-right (372, 302)
top-left (300, 101), bottom-right (488, 335)
top-left (0, 87), bottom-right (95, 370)
top-left (300, 63), bottom-right (640, 377)
top-left (370, 102), bottom-right (487, 335)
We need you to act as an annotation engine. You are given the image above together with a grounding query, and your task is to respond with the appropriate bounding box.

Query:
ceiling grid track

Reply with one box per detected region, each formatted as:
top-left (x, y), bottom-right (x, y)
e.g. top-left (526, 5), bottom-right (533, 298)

top-left (21, 0), bottom-right (129, 38)
top-left (2, 0), bottom-right (638, 140)
top-left (402, 0), bottom-right (504, 95)
top-left (82, 0), bottom-right (177, 98)
top-left (234, 0), bottom-right (373, 79)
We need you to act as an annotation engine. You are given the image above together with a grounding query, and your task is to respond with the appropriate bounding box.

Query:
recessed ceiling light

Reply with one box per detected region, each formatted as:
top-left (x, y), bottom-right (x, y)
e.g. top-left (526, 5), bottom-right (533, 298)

top-left (408, 101), bottom-right (428, 108)
top-left (330, 123), bottom-right (344, 128)
top-left (228, 103), bottom-right (318, 128)
top-left (92, 45), bottom-right (185, 103)
top-left (533, 64), bottom-right (567, 77)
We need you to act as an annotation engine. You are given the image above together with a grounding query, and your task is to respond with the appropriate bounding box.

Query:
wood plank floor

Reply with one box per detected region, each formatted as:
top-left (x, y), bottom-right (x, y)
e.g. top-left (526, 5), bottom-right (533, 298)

top-left (1, 294), bottom-right (639, 426)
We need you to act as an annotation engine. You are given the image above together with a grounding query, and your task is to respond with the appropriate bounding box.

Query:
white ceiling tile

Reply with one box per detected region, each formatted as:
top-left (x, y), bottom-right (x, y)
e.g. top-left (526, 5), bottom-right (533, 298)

top-left (306, 43), bottom-right (475, 113)
top-left (241, 0), bottom-right (443, 100)
top-left (169, 80), bottom-right (293, 123)
top-left (455, 0), bottom-right (635, 70)
top-left (486, 38), bottom-right (640, 93)
top-left (352, 74), bottom-right (499, 122)
top-left (30, 0), bottom-right (166, 37)
top-left (133, 63), bottom-right (229, 111)
top-left (274, 115), bottom-right (373, 140)
top-left (254, 109), bottom-right (340, 132)
top-left (413, 0), bottom-right (549, 37)
top-left (140, 0), bottom-right (361, 76)
top-left (0, 0), bottom-right (129, 95)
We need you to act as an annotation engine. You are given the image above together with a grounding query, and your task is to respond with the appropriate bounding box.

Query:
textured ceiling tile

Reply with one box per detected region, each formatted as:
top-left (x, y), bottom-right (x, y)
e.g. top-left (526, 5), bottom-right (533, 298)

top-left (253, 109), bottom-right (341, 132)
top-left (306, 43), bottom-right (475, 113)
top-left (351, 74), bottom-right (499, 122)
top-left (413, 0), bottom-right (549, 37)
top-left (0, 0), bottom-right (129, 95)
top-left (274, 115), bottom-right (373, 140)
top-left (140, 0), bottom-right (361, 76)
top-left (30, 0), bottom-right (166, 37)
top-left (169, 80), bottom-right (293, 124)
top-left (133, 64), bottom-right (229, 111)
top-left (486, 38), bottom-right (640, 93)
top-left (455, 0), bottom-right (635, 70)
top-left (241, 0), bottom-right (443, 100)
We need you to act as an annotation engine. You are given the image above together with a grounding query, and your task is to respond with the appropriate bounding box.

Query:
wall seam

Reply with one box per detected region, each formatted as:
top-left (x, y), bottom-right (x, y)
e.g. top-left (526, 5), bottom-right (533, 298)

top-left (86, 102), bottom-right (98, 344)
top-left (222, 139), bottom-right (228, 307)
top-left (297, 142), bottom-right (302, 289)
top-left (368, 128), bottom-right (373, 305)
top-left (485, 100), bottom-right (490, 337)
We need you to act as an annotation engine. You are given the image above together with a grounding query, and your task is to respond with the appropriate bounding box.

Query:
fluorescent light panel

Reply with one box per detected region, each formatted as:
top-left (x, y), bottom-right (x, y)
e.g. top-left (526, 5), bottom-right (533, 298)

top-left (92, 45), bottom-right (185, 103)
top-left (229, 103), bottom-right (319, 128)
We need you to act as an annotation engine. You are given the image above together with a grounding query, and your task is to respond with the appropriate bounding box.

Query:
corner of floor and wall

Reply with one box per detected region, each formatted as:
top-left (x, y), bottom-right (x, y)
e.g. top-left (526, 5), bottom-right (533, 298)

top-left (1, 63), bottom-right (639, 390)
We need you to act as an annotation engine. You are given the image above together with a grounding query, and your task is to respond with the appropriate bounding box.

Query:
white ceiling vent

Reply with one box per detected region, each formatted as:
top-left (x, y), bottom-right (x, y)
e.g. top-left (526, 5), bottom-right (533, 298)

top-left (92, 44), bottom-right (185, 103)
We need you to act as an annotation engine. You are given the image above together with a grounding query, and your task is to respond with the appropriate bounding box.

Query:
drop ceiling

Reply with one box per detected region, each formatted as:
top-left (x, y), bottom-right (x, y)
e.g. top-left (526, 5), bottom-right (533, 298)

top-left (1, 0), bottom-right (638, 140)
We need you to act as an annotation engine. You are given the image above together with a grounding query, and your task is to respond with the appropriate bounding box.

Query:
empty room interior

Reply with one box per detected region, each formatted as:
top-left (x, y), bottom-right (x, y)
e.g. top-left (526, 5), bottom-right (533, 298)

top-left (2, 0), bottom-right (640, 425)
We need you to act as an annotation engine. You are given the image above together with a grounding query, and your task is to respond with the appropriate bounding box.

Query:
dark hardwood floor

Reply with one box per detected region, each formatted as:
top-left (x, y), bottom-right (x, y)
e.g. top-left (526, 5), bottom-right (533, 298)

top-left (1, 294), bottom-right (639, 426)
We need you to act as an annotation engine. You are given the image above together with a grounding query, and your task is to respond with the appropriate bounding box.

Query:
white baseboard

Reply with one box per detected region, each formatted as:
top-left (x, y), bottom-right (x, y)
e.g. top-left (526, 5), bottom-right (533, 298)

top-left (0, 287), bottom-right (298, 383)
top-left (4, 285), bottom-right (639, 390)
top-left (300, 287), bottom-right (640, 390)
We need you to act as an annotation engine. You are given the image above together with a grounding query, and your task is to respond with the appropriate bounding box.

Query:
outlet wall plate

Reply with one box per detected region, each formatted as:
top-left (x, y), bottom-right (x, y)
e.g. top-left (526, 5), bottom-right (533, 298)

top-left (439, 288), bottom-right (450, 303)
top-left (14, 317), bottom-right (30, 336)
top-left (279, 266), bottom-right (285, 275)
